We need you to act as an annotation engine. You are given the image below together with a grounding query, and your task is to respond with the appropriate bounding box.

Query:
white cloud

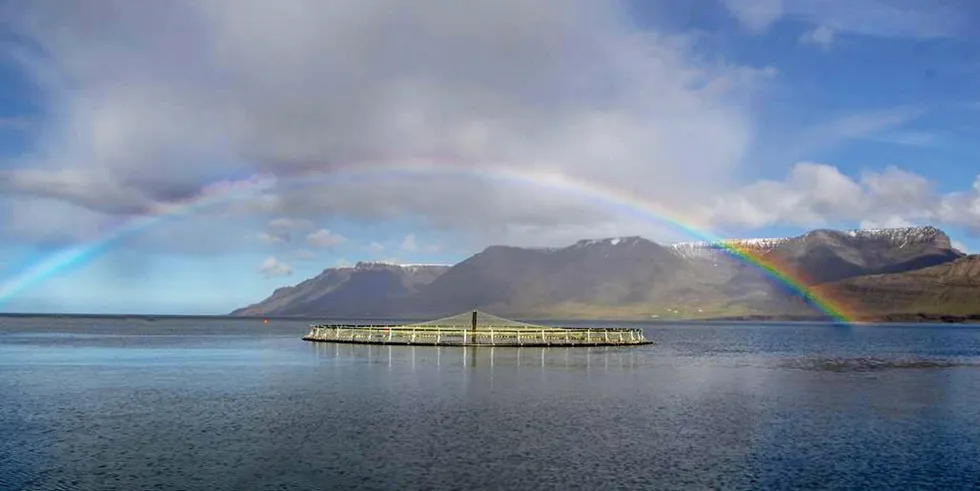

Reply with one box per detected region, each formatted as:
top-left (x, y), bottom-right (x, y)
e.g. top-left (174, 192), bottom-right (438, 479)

top-left (367, 241), bottom-right (385, 254)
top-left (0, 195), bottom-right (109, 246)
top-left (935, 176), bottom-right (980, 235)
top-left (709, 162), bottom-right (980, 235)
top-left (756, 107), bottom-right (927, 169)
top-left (254, 217), bottom-right (315, 245)
top-left (858, 216), bottom-right (914, 230)
top-left (259, 256), bottom-right (293, 277)
top-left (399, 233), bottom-right (445, 254)
top-left (0, 0), bottom-right (772, 249)
top-left (306, 229), bottom-right (347, 248)
top-left (4, 0), bottom-right (974, 258)
top-left (722, 0), bottom-right (783, 33)
top-left (952, 240), bottom-right (968, 253)
top-left (723, 0), bottom-right (967, 39)
top-left (800, 25), bottom-right (836, 49)
top-left (708, 162), bottom-right (865, 229)
top-left (864, 130), bottom-right (941, 147)
top-left (796, 0), bottom-right (967, 39)
top-left (802, 107), bottom-right (926, 146)
top-left (400, 234), bottom-right (419, 252)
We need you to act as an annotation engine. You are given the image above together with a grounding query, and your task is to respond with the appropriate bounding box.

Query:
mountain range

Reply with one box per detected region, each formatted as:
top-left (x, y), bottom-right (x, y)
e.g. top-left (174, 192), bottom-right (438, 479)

top-left (232, 226), bottom-right (978, 322)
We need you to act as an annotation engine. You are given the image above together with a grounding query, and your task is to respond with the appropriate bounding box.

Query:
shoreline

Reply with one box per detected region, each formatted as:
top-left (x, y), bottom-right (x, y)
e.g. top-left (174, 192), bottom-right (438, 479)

top-left (3, 312), bottom-right (980, 324)
top-left (691, 313), bottom-right (980, 324)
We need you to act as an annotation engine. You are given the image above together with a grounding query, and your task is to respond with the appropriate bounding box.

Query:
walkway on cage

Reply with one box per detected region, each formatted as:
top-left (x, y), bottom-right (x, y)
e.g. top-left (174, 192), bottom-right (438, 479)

top-left (303, 310), bottom-right (652, 347)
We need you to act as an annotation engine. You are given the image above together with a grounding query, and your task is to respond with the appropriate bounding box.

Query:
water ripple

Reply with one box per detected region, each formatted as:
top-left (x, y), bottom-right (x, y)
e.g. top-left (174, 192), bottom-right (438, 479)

top-left (782, 357), bottom-right (979, 372)
top-left (3, 317), bottom-right (980, 490)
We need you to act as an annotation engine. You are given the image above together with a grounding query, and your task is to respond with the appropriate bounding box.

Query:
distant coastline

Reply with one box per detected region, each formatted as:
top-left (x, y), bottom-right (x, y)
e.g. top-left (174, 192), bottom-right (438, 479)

top-left (3, 311), bottom-right (980, 324)
top-left (692, 313), bottom-right (980, 324)
top-left (232, 227), bottom-right (978, 325)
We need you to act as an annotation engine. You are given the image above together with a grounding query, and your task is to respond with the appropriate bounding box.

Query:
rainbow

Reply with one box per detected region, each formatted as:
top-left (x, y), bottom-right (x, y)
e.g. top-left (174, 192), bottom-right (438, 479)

top-left (0, 158), bottom-right (858, 322)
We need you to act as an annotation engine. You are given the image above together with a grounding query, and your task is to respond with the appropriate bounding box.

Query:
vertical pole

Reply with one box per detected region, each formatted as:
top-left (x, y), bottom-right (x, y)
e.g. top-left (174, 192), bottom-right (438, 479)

top-left (471, 310), bottom-right (477, 345)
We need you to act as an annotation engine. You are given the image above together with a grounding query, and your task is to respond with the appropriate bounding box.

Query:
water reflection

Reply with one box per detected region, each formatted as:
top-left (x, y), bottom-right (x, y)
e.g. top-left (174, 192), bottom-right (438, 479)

top-left (309, 340), bottom-right (643, 372)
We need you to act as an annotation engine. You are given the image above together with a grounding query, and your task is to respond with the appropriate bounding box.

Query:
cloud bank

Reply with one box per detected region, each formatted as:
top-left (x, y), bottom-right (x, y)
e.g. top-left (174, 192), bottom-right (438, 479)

top-left (710, 163), bottom-right (980, 235)
top-left (0, 0), bottom-right (975, 255)
top-left (0, 0), bottom-right (774, 248)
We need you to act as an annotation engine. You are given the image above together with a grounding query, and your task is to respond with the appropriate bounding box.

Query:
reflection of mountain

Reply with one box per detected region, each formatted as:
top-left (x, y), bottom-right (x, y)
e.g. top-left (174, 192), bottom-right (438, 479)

top-left (233, 226), bottom-right (972, 320)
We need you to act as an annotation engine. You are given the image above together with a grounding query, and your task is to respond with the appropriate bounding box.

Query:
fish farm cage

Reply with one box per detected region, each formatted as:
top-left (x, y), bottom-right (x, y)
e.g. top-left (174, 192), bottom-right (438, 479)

top-left (302, 310), bottom-right (651, 347)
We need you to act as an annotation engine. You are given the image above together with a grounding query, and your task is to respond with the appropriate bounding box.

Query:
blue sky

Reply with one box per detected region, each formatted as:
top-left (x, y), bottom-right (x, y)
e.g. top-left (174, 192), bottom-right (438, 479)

top-left (0, 0), bottom-right (978, 314)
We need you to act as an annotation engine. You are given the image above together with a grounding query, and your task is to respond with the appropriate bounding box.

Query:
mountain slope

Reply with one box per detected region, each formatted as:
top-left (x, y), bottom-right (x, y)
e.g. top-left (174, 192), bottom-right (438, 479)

top-left (662, 226), bottom-right (963, 316)
top-left (816, 255), bottom-right (980, 317)
top-left (413, 237), bottom-right (687, 317)
top-left (765, 226), bottom-right (963, 284)
top-left (231, 262), bottom-right (449, 317)
top-left (232, 226), bottom-right (969, 320)
top-left (671, 226), bottom-right (962, 284)
top-left (669, 226), bottom-right (965, 315)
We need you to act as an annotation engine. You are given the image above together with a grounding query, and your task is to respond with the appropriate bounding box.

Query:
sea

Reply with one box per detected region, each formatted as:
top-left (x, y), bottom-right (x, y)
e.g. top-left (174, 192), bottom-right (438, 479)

top-left (2, 316), bottom-right (980, 491)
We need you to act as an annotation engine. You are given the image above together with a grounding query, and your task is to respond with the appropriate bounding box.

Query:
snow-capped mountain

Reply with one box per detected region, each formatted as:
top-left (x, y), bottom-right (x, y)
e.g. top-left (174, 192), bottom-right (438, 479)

top-left (668, 237), bottom-right (791, 260)
top-left (667, 226), bottom-right (952, 261)
top-left (839, 226), bottom-right (950, 247)
top-left (233, 225), bottom-right (965, 318)
top-left (570, 236), bottom-right (648, 248)
top-left (353, 261), bottom-right (451, 273)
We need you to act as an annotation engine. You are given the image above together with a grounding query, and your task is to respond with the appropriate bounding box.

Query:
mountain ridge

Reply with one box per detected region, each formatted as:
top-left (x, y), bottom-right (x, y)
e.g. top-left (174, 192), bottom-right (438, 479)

top-left (231, 262), bottom-right (450, 317)
top-left (815, 254), bottom-right (980, 318)
top-left (232, 225), bottom-right (971, 320)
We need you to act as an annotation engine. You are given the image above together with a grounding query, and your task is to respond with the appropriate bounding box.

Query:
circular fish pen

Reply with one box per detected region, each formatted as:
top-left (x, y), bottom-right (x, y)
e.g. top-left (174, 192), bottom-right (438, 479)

top-left (302, 310), bottom-right (651, 347)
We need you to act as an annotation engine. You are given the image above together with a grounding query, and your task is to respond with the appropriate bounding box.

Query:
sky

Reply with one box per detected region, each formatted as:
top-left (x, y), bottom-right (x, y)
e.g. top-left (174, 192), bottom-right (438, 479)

top-left (0, 0), bottom-right (978, 314)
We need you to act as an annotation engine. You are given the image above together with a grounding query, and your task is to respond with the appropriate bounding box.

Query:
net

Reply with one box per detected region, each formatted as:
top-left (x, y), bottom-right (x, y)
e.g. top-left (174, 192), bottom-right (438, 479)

top-left (404, 310), bottom-right (551, 330)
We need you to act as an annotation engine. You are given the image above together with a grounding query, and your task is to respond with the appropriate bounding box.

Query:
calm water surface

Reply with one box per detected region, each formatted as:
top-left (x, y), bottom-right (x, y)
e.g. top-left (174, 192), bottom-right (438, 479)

top-left (2, 317), bottom-right (980, 490)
